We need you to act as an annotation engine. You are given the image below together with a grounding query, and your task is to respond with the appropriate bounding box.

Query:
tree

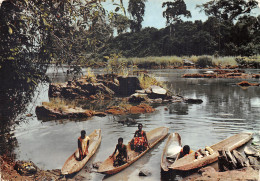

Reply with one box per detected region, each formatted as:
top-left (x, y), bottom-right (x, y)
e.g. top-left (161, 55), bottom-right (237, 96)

top-left (162, 0), bottom-right (191, 35)
top-left (128, 0), bottom-right (147, 32)
top-left (112, 14), bottom-right (130, 34)
top-left (197, 0), bottom-right (258, 22)
top-left (0, 0), bottom-right (120, 124)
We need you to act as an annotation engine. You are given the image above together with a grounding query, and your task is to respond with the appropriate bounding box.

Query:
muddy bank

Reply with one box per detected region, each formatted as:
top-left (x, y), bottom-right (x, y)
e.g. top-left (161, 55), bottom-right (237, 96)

top-left (187, 166), bottom-right (259, 181)
top-left (183, 69), bottom-right (260, 79)
top-left (0, 156), bottom-right (65, 181)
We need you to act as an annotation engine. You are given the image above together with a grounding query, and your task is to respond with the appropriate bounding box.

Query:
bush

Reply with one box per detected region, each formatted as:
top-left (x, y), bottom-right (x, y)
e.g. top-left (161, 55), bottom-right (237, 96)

top-left (196, 56), bottom-right (213, 68)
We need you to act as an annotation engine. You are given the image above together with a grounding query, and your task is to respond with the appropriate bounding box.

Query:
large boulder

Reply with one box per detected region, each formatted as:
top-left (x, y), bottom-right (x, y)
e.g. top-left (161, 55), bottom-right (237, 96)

top-left (117, 76), bottom-right (142, 96)
top-left (145, 85), bottom-right (168, 99)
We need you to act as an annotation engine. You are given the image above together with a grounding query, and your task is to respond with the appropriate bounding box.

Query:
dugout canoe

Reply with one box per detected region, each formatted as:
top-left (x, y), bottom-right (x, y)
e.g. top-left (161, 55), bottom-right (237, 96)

top-left (98, 127), bottom-right (169, 175)
top-left (169, 132), bottom-right (253, 171)
top-left (61, 129), bottom-right (102, 175)
top-left (161, 133), bottom-right (182, 172)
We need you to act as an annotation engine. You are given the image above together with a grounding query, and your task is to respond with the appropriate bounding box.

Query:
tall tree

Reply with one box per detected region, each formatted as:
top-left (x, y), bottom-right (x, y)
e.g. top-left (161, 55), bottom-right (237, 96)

top-left (162, 0), bottom-right (191, 35)
top-left (197, 0), bottom-right (258, 22)
top-left (128, 0), bottom-right (147, 32)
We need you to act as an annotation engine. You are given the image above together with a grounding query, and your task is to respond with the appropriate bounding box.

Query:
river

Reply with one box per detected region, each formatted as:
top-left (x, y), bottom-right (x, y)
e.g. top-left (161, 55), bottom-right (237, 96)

top-left (10, 68), bottom-right (260, 180)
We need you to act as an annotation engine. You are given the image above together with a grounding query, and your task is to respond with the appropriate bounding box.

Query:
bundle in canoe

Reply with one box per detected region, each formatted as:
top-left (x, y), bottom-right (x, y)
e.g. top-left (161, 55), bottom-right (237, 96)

top-left (169, 132), bottom-right (253, 171)
top-left (98, 127), bottom-right (169, 175)
top-left (61, 129), bottom-right (102, 175)
top-left (161, 133), bottom-right (182, 172)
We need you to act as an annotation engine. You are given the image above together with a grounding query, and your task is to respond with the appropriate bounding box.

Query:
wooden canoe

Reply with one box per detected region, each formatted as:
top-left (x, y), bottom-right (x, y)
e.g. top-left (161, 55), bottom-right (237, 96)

top-left (161, 133), bottom-right (182, 172)
top-left (98, 127), bottom-right (169, 175)
top-left (169, 132), bottom-right (253, 171)
top-left (61, 129), bottom-right (102, 175)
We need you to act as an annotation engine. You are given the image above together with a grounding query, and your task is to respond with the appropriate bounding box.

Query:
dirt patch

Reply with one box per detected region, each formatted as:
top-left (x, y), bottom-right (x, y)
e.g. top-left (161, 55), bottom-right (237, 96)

top-left (187, 166), bottom-right (259, 181)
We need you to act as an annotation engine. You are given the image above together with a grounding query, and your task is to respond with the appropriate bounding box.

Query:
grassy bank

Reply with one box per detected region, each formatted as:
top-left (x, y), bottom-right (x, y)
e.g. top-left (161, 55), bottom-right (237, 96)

top-left (118, 55), bottom-right (260, 68)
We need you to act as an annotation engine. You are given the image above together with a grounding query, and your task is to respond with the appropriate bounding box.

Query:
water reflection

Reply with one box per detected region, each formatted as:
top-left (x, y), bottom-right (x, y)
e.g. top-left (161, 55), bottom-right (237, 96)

top-left (7, 69), bottom-right (260, 180)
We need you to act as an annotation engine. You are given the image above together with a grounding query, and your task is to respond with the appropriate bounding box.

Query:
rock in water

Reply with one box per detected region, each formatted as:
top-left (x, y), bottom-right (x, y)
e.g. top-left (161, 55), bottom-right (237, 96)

top-left (248, 156), bottom-right (260, 170)
top-left (244, 146), bottom-right (260, 157)
top-left (139, 169), bottom-right (151, 176)
top-left (148, 85), bottom-right (167, 99)
top-left (128, 93), bottom-right (148, 103)
top-left (184, 98), bottom-right (203, 104)
top-left (232, 150), bottom-right (249, 168)
top-left (117, 76), bottom-right (141, 96)
top-left (14, 161), bottom-right (38, 176)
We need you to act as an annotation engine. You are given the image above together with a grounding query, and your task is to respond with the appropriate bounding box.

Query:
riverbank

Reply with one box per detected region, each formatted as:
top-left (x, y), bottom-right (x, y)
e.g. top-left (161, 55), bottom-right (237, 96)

top-left (0, 156), bottom-right (65, 181)
top-left (54, 55), bottom-right (260, 70)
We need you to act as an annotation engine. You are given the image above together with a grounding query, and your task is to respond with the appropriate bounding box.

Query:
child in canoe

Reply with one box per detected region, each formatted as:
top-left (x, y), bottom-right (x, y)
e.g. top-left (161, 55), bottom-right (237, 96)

top-left (77, 130), bottom-right (90, 161)
top-left (110, 137), bottom-right (128, 167)
top-left (130, 123), bottom-right (149, 152)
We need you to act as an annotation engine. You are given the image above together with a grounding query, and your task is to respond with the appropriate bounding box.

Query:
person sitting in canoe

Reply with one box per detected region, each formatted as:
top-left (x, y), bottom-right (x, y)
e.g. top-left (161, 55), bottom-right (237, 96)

top-left (110, 137), bottom-right (128, 167)
top-left (130, 123), bottom-right (149, 152)
top-left (179, 145), bottom-right (193, 159)
top-left (78, 130), bottom-right (90, 161)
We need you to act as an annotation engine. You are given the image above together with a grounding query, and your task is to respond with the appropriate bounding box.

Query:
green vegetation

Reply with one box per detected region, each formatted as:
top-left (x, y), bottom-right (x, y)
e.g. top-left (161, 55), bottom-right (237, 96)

top-left (118, 55), bottom-right (260, 68)
top-left (138, 73), bottom-right (164, 89)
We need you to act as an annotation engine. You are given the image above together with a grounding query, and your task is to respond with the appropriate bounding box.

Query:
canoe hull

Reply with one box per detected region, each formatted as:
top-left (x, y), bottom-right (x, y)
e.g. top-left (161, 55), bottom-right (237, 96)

top-left (169, 132), bottom-right (253, 171)
top-left (98, 127), bottom-right (169, 175)
top-left (61, 129), bottom-right (102, 175)
top-left (161, 133), bottom-right (182, 172)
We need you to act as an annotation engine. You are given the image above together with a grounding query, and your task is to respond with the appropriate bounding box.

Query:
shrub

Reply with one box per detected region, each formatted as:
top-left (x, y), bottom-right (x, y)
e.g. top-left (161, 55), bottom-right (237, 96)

top-left (196, 56), bottom-right (213, 68)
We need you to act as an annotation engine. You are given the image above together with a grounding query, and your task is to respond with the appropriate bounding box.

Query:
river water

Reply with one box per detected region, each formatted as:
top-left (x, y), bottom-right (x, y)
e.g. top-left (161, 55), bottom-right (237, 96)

top-left (11, 68), bottom-right (260, 180)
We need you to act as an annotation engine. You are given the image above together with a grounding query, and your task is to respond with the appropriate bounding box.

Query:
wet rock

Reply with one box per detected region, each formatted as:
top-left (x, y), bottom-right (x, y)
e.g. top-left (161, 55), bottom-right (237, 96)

top-left (128, 93), bottom-right (148, 103)
top-left (92, 162), bottom-right (102, 169)
top-left (147, 85), bottom-right (167, 99)
top-left (184, 98), bottom-right (203, 104)
top-left (49, 80), bottom-right (115, 99)
top-left (117, 76), bottom-right (142, 96)
top-left (237, 81), bottom-right (260, 87)
top-left (232, 150), bottom-right (249, 168)
top-left (244, 146), bottom-right (260, 157)
top-left (106, 106), bottom-right (126, 115)
top-left (93, 112), bottom-right (107, 117)
top-left (248, 156), bottom-right (260, 170)
top-left (139, 169), bottom-right (151, 176)
top-left (14, 161), bottom-right (38, 176)
top-left (118, 118), bottom-right (137, 125)
top-left (106, 104), bottom-right (155, 115)
top-left (35, 105), bottom-right (99, 120)
top-left (129, 104), bottom-right (155, 114)
top-left (135, 89), bottom-right (146, 94)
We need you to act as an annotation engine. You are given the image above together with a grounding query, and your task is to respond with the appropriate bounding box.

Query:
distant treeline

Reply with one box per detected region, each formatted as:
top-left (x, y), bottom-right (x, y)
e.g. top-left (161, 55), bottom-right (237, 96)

top-left (100, 16), bottom-right (260, 58)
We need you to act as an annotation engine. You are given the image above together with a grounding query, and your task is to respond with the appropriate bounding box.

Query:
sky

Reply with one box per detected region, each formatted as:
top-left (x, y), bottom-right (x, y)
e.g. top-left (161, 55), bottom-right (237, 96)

top-left (103, 0), bottom-right (260, 29)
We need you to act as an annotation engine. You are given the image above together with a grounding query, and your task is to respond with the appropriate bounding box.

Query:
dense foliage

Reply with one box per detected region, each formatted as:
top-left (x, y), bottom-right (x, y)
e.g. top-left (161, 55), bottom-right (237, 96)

top-left (101, 0), bottom-right (260, 57)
